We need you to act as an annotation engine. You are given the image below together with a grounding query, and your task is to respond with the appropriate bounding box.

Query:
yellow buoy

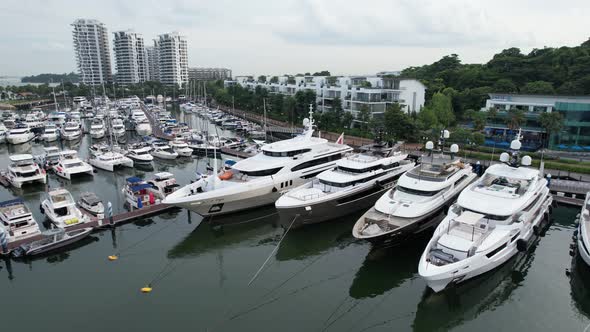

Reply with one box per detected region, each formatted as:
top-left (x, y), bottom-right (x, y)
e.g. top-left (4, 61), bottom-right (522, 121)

top-left (108, 255), bottom-right (118, 261)
top-left (141, 286), bottom-right (153, 293)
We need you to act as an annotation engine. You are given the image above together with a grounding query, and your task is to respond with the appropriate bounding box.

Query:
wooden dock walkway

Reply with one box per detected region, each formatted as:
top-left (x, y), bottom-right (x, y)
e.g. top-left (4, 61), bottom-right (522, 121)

top-left (4, 203), bottom-right (176, 253)
top-left (220, 147), bottom-right (254, 159)
top-left (142, 105), bottom-right (174, 141)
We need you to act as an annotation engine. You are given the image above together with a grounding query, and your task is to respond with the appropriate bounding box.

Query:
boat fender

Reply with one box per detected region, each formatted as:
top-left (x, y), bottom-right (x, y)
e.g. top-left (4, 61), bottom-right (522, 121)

top-left (516, 239), bottom-right (527, 252)
top-left (39, 205), bottom-right (44, 214)
top-left (272, 187), bottom-right (277, 192)
top-left (533, 225), bottom-right (540, 236)
top-left (141, 285), bottom-right (153, 293)
top-left (108, 255), bottom-right (118, 261)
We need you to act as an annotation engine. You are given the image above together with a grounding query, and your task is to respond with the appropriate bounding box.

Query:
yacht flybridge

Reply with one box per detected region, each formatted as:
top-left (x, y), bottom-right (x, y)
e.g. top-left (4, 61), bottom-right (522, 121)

top-left (353, 131), bottom-right (477, 243)
top-left (275, 138), bottom-right (414, 229)
top-left (418, 131), bottom-right (552, 292)
top-left (53, 150), bottom-right (94, 180)
top-left (163, 108), bottom-right (353, 216)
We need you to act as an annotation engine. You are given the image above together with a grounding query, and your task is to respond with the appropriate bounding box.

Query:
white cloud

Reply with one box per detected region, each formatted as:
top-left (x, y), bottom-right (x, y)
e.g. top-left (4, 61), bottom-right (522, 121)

top-left (0, 0), bottom-right (588, 76)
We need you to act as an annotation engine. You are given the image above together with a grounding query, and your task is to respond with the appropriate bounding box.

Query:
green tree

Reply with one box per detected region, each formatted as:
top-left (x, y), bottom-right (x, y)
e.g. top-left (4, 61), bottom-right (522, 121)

top-left (341, 112), bottom-right (353, 129)
top-left (539, 111), bottom-right (564, 148)
top-left (521, 81), bottom-right (555, 94)
top-left (417, 106), bottom-right (438, 130)
top-left (431, 92), bottom-right (455, 127)
top-left (257, 75), bottom-right (267, 83)
top-left (269, 76), bottom-right (279, 84)
top-left (312, 71), bottom-right (331, 76)
top-left (493, 79), bottom-right (517, 93)
top-left (357, 105), bottom-right (371, 134)
top-left (505, 108), bottom-right (526, 130)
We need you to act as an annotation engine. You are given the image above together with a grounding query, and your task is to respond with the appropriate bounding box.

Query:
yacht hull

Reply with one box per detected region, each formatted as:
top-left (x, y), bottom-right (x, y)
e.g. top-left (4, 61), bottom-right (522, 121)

top-left (277, 184), bottom-right (391, 229)
top-left (354, 206), bottom-right (447, 245)
top-left (419, 195), bottom-right (552, 293)
top-left (578, 221), bottom-right (590, 267)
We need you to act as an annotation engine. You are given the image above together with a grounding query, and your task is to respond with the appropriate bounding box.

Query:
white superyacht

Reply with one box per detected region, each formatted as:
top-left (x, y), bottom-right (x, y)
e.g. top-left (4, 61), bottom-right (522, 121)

top-left (275, 137), bottom-right (414, 229)
top-left (418, 132), bottom-right (552, 292)
top-left (163, 109), bottom-right (353, 216)
top-left (353, 133), bottom-right (477, 244)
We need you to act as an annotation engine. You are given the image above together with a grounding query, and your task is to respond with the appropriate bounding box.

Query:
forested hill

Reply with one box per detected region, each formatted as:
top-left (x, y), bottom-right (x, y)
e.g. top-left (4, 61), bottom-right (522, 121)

top-left (401, 38), bottom-right (590, 119)
top-left (21, 72), bottom-right (79, 83)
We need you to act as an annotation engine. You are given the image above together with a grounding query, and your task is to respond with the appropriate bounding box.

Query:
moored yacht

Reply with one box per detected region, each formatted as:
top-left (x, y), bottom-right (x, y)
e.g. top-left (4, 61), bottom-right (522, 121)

top-left (353, 134), bottom-right (478, 243)
top-left (163, 109), bottom-right (353, 216)
top-left (41, 188), bottom-right (91, 228)
top-left (126, 144), bottom-right (153, 163)
top-left (60, 120), bottom-right (82, 141)
top-left (89, 118), bottom-right (106, 139)
top-left (275, 138), bottom-right (414, 229)
top-left (417, 131), bottom-right (553, 292)
top-left (135, 119), bottom-right (152, 136)
top-left (7, 125), bottom-right (35, 145)
top-left (123, 177), bottom-right (165, 209)
top-left (0, 199), bottom-right (41, 246)
top-left (53, 150), bottom-right (94, 180)
top-left (0, 123), bottom-right (7, 143)
top-left (88, 144), bottom-right (134, 172)
top-left (6, 154), bottom-right (47, 188)
top-left (77, 192), bottom-right (105, 218)
top-left (111, 118), bottom-right (126, 139)
top-left (41, 124), bottom-right (59, 142)
top-left (147, 172), bottom-right (179, 196)
top-left (151, 142), bottom-right (178, 160)
top-left (169, 138), bottom-right (193, 157)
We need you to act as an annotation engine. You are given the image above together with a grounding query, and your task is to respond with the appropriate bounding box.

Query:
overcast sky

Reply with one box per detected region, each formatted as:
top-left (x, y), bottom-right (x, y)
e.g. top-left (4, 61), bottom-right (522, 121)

top-left (1, 0), bottom-right (589, 77)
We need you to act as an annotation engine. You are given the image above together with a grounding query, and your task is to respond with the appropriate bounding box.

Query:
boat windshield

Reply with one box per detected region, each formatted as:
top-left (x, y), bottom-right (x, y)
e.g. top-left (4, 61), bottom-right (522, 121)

top-left (396, 185), bottom-right (443, 197)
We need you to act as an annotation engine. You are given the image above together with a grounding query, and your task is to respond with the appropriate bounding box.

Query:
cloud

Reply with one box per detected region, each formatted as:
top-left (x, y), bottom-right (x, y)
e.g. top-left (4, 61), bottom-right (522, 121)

top-left (0, 0), bottom-right (589, 76)
top-left (271, 0), bottom-right (537, 48)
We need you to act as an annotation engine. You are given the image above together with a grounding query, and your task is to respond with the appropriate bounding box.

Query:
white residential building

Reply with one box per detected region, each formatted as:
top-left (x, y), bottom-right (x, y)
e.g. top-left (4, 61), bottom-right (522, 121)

top-left (189, 67), bottom-right (232, 81)
top-left (146, 43), bottom-right (159, 82)
top-left (228, 75), bottom-right (425, 116)
top-left (157, 32), bottom-right (188, 86)
top-left (113, 30), bottom-right (149, 85)
top-left (71, 19), bottom-right (112, 85)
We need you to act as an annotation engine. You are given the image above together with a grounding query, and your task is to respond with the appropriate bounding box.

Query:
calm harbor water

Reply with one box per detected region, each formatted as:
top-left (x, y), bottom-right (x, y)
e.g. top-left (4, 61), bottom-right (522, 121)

top-left (0, 109), bottom-right (588, 331)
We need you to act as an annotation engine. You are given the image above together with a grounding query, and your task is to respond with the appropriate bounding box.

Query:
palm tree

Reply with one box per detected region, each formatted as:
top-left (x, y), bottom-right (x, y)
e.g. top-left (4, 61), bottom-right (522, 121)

top-left (539, 111), bottom-right (564, 148)
top-left (505, 108), bottom-right (526, 130)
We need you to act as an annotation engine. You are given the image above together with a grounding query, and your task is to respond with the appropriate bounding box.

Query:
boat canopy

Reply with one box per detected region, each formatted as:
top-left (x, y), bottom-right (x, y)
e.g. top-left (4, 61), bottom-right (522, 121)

top-left (130, 183), bottom-right (153, 192)
top-left (0, 198), bottom-right (24, 207)
top-left (126, 177), bottom-right (143, 184)
top-left (79, 192), bottom-right (102, 205)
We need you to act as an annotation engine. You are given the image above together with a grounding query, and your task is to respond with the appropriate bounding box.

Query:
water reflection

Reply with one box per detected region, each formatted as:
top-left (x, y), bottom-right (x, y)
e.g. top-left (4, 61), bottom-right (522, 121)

top-left (570, 255), bottom-right (590, 318)
top-left (349, 242), bottom-right (422, 299)
top-left (167, 207), bottom-right (280, 259)
top-left (7, 142), bottom-right (32, 154)
top-left (275, 211), bottom-right (363, 262)
top-left (412, 240), bottom-right (540, 332)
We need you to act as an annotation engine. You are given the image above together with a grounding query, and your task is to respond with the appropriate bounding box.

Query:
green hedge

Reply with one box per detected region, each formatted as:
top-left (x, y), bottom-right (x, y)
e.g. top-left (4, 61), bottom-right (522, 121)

top-left (461, 151), bottom-right (590, 174)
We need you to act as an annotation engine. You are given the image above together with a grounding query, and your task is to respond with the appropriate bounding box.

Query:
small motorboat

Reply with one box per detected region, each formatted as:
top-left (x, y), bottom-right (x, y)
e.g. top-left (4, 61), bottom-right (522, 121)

top-left (77, 192), bottom-right (105, 218)
top-left (41, 124), bottom-right (59, 142)
top-left (12, 227), bottom-right (93, 257)
top-left (41, 188), bottom-right (91, 228)
top-left (126, 145), bottom-right (153, 163)
top-left (169, 138), bottom-right (193, 157)
top-left (151, 143), bottom-right (178, 160)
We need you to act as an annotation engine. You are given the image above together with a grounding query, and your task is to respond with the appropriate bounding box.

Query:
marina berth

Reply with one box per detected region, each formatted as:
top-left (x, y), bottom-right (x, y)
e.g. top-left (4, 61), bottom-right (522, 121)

top-left (275, 138), bottom-right (415, 229)
top-left (163, 108), bottom-right (353, 217)
top-left (0, 199), bottom-right (41, 245)
top-left (353, 134), bottom-right (477, 244)
top-left (135, 119), bottom-right (152, 136)
top-left (41, 188), bottom-right (91, 229)
top-left (418, 131), bottom-right (553, 292)
top-left (6, 154), bottom-right (47, 188)
top-left (52, 150), bottom-right (94, 180)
